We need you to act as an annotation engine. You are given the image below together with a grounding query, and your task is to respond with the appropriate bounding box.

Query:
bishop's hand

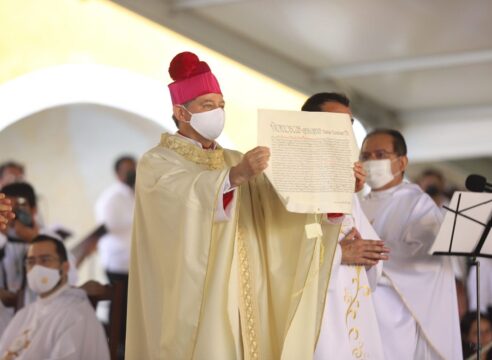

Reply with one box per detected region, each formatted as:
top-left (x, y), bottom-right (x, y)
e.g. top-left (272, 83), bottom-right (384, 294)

top-left (340, 228), bottom-right (390, 267)
top-left (353, 161), bottom-right (366, 193)
top-left (229, 146), bottom-right (270, 187)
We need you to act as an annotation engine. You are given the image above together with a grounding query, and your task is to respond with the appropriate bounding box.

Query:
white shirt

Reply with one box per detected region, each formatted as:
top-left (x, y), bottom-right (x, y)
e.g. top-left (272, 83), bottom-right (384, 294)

top-left (315, 195), bottom-right (385, 360)
top-left (0, 285), bottom-right (110, 360)
top-left (361, 182), bottom-right (462, 360)
top-left (95, 182), bottom-right (134, 273)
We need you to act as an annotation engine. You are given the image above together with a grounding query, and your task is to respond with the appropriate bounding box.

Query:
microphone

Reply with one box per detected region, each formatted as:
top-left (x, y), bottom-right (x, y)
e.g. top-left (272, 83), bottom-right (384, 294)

top-left (465, 174), bottom-right (492, 193)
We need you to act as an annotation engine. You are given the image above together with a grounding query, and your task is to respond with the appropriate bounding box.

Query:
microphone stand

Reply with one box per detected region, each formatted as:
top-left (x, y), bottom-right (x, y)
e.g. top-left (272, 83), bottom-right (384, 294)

top-left (471, 257), bottom-right (481, 360)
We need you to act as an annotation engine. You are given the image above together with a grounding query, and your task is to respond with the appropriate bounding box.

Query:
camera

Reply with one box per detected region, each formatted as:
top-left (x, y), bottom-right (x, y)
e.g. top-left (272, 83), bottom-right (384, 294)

top-left (13, 208), bottom-right (34, 228)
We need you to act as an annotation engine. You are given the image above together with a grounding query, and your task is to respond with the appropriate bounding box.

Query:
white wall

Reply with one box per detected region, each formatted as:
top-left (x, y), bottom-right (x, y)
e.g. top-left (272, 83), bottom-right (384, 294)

top-left (0, 104), bottom-right (165, 282)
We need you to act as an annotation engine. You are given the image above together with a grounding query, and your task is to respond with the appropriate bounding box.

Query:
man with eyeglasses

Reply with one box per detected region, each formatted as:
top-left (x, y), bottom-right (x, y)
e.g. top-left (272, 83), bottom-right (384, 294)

top-left (360, 129), bottom-right (461, 360)
top-left (0, 235), bottom-right (109, 360)
top-left (126, 52), bottom-right (342, 359)
top-left (301, 92), bottom-right (388, 359)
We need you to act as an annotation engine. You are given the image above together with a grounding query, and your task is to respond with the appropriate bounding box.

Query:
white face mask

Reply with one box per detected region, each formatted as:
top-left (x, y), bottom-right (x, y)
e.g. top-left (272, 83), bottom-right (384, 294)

top-left (27, 265), bottom-right (61, 295)
top-left (363, 159), bottom-right (398, 190)
top-left (181, 106), bottom-right (225, 141)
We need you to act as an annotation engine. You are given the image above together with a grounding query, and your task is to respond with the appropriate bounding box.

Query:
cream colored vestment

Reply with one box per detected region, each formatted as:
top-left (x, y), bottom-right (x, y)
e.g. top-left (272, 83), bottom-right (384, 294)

top-left (125, 133), bottom-right (341, 360)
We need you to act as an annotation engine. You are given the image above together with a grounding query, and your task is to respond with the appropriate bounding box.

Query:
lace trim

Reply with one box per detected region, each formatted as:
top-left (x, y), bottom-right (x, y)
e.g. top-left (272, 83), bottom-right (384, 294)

top-left (159, 133), bottom-right (226, 170)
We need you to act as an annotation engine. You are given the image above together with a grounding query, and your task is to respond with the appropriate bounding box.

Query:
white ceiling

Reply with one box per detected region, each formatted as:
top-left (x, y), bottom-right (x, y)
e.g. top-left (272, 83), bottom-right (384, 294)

top-left (112, 0), bottom-right (492, 184)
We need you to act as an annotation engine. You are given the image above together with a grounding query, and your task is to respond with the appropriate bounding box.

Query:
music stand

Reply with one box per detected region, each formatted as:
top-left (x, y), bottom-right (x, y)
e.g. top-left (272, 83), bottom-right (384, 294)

top-left (431, 191), bottom-right (492, 360)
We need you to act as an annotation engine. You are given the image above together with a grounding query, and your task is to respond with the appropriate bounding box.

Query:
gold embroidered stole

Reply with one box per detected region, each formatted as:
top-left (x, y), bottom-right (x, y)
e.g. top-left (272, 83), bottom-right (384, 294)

top-left (159, 133), bottom-right (226, 170)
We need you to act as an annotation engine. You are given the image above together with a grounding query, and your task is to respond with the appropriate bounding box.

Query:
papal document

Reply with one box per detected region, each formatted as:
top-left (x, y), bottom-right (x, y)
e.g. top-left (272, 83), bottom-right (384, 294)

top-left (258, 109), bottom-right (359, 214)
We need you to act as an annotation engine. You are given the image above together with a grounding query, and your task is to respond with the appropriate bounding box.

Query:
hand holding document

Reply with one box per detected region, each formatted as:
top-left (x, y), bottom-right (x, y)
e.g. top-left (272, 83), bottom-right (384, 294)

top-left (257, 109), bottom-right (359, 214)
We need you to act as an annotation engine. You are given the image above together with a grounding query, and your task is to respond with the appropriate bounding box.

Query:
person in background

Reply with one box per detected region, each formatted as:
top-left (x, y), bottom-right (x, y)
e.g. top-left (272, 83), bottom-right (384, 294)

top-left (94, 155), bottom-right (136, 357)
top-left (0, 235), bottom-right (109, 360)
top-left (0, 183), bottom-right (41, 298)
top-left (301, 92), bottom-right (388, 360)
top-left (0, 183), bottom-right (78, 337)
top-left (360, 129), bottom-right (461, 360)
top-left (461, 311), bottom-right (492, 360)
top-left (0, 160), bottom-right (70, 240)
top-left (416, 168), bottom-right (450, 209)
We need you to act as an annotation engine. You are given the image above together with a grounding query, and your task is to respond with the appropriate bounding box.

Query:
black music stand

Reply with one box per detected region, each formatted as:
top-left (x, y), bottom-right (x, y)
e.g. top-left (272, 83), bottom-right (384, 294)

top-left (431, 191), bottom-right (492, 360)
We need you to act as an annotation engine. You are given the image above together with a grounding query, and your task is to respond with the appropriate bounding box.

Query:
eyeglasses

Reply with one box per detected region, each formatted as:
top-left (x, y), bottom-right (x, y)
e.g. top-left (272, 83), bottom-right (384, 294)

top-left (25, 255), bottom-right (60, 268)
top-left (360, 150), bottom-right (398, 161)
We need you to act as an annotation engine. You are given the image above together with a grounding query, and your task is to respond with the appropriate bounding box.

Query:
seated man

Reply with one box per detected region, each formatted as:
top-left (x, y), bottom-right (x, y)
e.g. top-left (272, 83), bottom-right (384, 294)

top-left (0, 235), bottom-right (109, 360)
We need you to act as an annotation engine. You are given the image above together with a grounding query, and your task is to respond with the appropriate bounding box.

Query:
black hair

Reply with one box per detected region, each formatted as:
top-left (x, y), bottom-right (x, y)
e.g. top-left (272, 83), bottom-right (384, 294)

top-left (461, 311), bottom-right (492, 337)
top-left (362, 128), bottom-right (407, 156)
top-left (114, 156), bottom-right (136, 174)
top-left (1, 182), bottom-right (37, 208)
top-left (172, 100), bottom-right (193, 128)
top-left (421, 168), bottom-right (444, 182)
top-left (30, 234), bottom-right (68, 263)
top-left (0, 161), bottom-right (24, 178)
top-left (301, 92), bottom-right (350, 112)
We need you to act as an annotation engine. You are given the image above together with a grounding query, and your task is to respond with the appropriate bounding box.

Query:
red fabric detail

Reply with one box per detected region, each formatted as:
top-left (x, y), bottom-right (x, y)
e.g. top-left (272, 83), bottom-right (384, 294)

top-left (223, 191), bottom-right (234, 210)
top-left (327, 213), bottom-right (344, 218)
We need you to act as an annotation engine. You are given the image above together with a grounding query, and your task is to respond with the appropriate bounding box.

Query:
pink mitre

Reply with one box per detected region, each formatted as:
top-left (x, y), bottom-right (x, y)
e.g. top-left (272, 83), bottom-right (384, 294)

top-left (168, 51), bottom-right (222, 105)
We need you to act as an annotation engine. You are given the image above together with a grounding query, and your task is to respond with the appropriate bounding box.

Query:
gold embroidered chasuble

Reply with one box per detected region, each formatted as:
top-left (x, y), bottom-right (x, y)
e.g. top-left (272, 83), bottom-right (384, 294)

top-left (126, 133), bottom-right (340, 360)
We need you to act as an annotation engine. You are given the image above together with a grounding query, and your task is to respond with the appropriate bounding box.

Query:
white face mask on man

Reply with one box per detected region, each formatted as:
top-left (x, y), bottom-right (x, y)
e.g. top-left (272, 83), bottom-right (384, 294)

top-left (27, 265), bottom-right (61, 295)
top-left (363, 159), bottom-right (400, 190)
top-left (181, 106), bottom-right (225, 141)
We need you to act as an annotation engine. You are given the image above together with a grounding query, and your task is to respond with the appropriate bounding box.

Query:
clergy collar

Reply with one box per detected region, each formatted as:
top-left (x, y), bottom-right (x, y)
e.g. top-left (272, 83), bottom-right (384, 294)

top-left (367, 181), bottom-right (408, 200)
top-left (175, 131), bottom-right (217, 150)
top-left (37, 283), bottom-right (69, 304)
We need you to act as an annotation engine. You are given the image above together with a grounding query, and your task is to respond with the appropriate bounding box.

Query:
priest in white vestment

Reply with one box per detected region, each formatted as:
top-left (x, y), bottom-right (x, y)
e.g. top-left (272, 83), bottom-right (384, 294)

top-left (360, 129), bottom-right (462, 360)
top-left (301, 93), bottom-right (387, 360)
top-left (315, 196), bottom-right (386, 360)
top-left (0, 235), bottom-right (109, 360)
